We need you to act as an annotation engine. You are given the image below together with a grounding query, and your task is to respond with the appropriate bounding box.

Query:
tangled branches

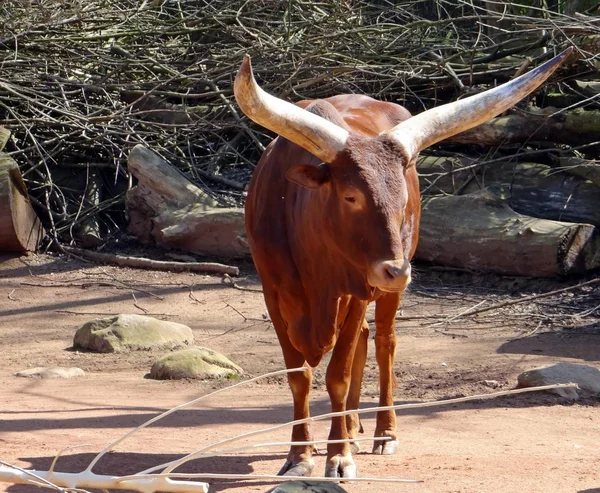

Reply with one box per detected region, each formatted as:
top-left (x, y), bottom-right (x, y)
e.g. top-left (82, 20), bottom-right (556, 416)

top-left (0, 0), bottom-right (597, 247)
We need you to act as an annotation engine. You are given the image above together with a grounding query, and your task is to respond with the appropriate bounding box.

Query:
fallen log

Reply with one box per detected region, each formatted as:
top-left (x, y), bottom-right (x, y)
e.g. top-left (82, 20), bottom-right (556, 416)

top-left (417, 155), bottom-right (475, 195)
top-left (461, 162), bottom-right (600, 227)
top-left (0, 153), bottom-right (45, 252)
top-left (446, 107), bottom-right (600, 147)
top-left (552, 156), bottom-right (600, 187)
top-left (127, 145), bottom-right (249, 259)
top-left (417, 156), bottom-right (600, 226)
top-left (126, 146), bottom-right (600, 277)
top-left (539, 80), bottom-right (600, 109)
top-left (415, 190), bottom-right (600, 277)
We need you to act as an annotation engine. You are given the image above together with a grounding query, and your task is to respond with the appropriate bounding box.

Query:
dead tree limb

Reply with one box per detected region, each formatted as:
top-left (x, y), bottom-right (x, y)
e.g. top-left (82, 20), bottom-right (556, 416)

top-left (61, 246), bottom-right (240, 276)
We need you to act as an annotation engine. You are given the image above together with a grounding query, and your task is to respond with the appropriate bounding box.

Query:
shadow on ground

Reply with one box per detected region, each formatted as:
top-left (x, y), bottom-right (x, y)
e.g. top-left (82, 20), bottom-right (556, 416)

top-left (8, 452), bottom-right (282, 493)
top-left (497, 330), bottom-right (600, 362)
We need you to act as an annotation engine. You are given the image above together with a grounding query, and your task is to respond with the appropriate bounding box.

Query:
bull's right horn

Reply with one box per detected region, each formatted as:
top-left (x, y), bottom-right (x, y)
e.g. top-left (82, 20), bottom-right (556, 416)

top-left (385, 47), bottom-right (573, 158)
top-left (234, 55), bottom-right (349, 163)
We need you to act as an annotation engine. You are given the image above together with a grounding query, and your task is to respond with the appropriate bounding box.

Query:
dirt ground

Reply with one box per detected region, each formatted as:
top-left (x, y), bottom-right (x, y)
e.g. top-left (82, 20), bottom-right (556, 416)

top-left (0, 252), bottom-right (599, 493)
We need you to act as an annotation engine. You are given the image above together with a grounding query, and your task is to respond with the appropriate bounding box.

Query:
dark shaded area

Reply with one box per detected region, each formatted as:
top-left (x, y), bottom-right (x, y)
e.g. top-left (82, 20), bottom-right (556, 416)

top-left (7, 452), bottom-right (281, 493)
top-left (497, 331), bottom-right (600, 362)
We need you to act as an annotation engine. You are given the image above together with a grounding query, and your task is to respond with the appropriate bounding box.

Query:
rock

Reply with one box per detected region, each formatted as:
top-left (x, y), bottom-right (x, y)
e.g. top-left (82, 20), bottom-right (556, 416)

top-left (14, 367), bottom-right (85, 379)
top-left (517, 362), bottom-right (600, 400)
top-left (149, 347), bottom-right (243, 380)
top-left (265, 481), bottom-right (347, 493)
top-left (73, 314), bottom-right (194, 353)
top-left (483, 379), bottom-right (501, 389)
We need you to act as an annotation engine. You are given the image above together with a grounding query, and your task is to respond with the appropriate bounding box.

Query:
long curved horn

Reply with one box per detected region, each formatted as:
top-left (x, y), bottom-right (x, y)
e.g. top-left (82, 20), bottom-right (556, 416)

top-left (385, 47), bottom-right (573, 158)
top-left (234, 55), bottom-right (349, 163)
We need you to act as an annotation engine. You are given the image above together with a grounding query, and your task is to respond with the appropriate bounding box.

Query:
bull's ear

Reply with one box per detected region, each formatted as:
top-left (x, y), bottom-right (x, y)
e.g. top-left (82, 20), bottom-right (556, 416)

top-left (286, 164), bottom-right (330, 189)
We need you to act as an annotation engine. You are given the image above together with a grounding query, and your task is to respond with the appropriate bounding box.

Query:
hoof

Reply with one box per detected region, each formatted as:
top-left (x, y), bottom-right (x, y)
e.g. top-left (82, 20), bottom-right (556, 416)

top-left (324, 455), bottom-right (357, 479)
top-left (350, 441), bottom-right (361, 454)
top-left (277, 459), bottom-right (315, 477)
top-left (372, 437), bottom-right (399, 455)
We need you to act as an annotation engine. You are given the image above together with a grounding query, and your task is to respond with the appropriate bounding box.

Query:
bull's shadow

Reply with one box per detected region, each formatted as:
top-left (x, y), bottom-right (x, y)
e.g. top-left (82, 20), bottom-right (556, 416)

top-left (7, 452), bottom-right (281, 493)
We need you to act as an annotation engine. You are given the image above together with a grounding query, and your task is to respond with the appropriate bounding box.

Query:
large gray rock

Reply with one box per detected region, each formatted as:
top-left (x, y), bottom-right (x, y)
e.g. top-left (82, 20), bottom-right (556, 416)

top-left (73, 314), bottom-right (194, 353)
top-left (265, 481), bottom-right (347, 493)
top-left (14, 367), bottom-right (85, 379)
top-left (517, 362), bottom-right (600, 400)
top-left (149, 347), bottom-right (243, 380)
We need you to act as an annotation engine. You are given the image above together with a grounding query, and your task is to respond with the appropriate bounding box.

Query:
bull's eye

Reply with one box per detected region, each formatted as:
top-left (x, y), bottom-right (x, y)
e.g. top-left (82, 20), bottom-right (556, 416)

top-left (345, 196), bottom-right (356, 204)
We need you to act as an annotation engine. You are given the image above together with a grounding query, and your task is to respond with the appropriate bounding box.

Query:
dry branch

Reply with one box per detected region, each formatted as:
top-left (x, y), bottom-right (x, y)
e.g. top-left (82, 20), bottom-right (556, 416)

top-left (61, 246), bottom-right (240, 277)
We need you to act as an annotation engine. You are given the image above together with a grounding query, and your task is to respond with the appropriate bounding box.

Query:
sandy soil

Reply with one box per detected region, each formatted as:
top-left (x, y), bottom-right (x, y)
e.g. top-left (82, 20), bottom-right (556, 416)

top-left (0, 252), bottom-right (598, 493)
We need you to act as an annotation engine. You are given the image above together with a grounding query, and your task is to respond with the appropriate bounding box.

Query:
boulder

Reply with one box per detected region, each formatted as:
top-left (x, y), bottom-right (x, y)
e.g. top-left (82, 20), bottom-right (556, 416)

top-left (14, 367), bottom-right (85, 379)
top-left (517, 362), bottom-right (600, 400)
top-left (73, 314), bottom-right (194, 353)
top-left (149, 347), bottom-right (243, 380)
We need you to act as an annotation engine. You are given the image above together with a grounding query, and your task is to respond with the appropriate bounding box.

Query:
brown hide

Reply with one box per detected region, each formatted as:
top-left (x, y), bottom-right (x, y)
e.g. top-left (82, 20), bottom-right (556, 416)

top-left (245, 93), bottom-right (420, 477)
top-left (246, 95), bottom-right (419, 364)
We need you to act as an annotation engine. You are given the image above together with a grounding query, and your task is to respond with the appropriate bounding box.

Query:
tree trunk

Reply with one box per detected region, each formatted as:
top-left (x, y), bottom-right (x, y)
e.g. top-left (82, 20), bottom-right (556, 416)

top-left (0, 153), bottom-right (45, 252)
top-left (78, 171), bottom-right (103, 247)
top-left (565, 0), bottom-right (598, 14)
top-left (461, 162), bottom-right (600, 227)
top-left (415, 190), bottom-right (600, 277)
top-left (126, 145), bottom-right (249, 259)
top-left (0, 126), bottom-right (9, 152)
top-left (446, 108), bottom-right (600, 147)
top-left (417, 156), bottom-right (600, 226)
top-left (417, 155), bottom-right (475, 195)
top-left (553, 156), bottom-right (600, 187)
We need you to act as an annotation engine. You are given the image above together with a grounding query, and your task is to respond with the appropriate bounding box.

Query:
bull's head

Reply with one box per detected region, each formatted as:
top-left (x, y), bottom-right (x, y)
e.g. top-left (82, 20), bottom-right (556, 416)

top-left (234, 49), bottom-right (572, 293)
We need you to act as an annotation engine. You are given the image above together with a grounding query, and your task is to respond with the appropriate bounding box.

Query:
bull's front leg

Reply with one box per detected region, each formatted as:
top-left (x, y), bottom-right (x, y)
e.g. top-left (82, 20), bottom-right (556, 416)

top-left (265, 291), bottom-right (315, 477)
top-left (324, 298), bottom-right (368, 478)
top-left (372, 292), bottom-right (402, 455)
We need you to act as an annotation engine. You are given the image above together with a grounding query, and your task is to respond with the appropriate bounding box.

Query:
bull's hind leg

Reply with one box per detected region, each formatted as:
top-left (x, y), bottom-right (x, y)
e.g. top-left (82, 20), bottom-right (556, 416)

top-left (372, 292), bottom-right (402, 455)
top-left (345, 319), bottom-right (369, 453)
top-left (264, 290), bottom-right (315, 477)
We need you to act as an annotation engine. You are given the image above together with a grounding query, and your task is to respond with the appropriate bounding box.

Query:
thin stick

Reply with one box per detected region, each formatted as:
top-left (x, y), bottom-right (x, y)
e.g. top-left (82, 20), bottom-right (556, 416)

top-left (119, 472), bottom-right (422, 484)
top-left (84, 367), bottom-right (307, 473)
top-left (154, 383), bottom-right (577, 474)
top-left (61, 246), bottom-right (240, 277)
top-left (136, 437), bottom-right (390, 475)
top-left (419, 277), bottom-right (600, 325)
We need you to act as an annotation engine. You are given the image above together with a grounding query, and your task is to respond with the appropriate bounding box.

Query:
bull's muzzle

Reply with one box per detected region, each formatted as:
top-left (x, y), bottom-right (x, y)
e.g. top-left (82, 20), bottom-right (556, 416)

top-left (368, 259), bottom-right (412, 292)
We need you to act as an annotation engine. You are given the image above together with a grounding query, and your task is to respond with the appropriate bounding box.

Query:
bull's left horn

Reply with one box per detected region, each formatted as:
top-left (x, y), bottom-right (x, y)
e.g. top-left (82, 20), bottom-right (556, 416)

top-left (234, 55), bottom-right (349, 163)
top-left (385, 47), bottom-right (573, 157)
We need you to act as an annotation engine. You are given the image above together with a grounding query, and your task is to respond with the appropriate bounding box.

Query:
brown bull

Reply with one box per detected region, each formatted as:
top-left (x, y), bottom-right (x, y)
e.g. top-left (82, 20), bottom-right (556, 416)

top-left (234, 48), bottom-right (571, 478)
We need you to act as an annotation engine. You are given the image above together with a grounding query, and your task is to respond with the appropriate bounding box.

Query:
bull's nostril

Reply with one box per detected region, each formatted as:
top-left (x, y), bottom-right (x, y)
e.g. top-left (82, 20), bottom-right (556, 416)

top-left (384, 265), bottom-right (398, 280)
